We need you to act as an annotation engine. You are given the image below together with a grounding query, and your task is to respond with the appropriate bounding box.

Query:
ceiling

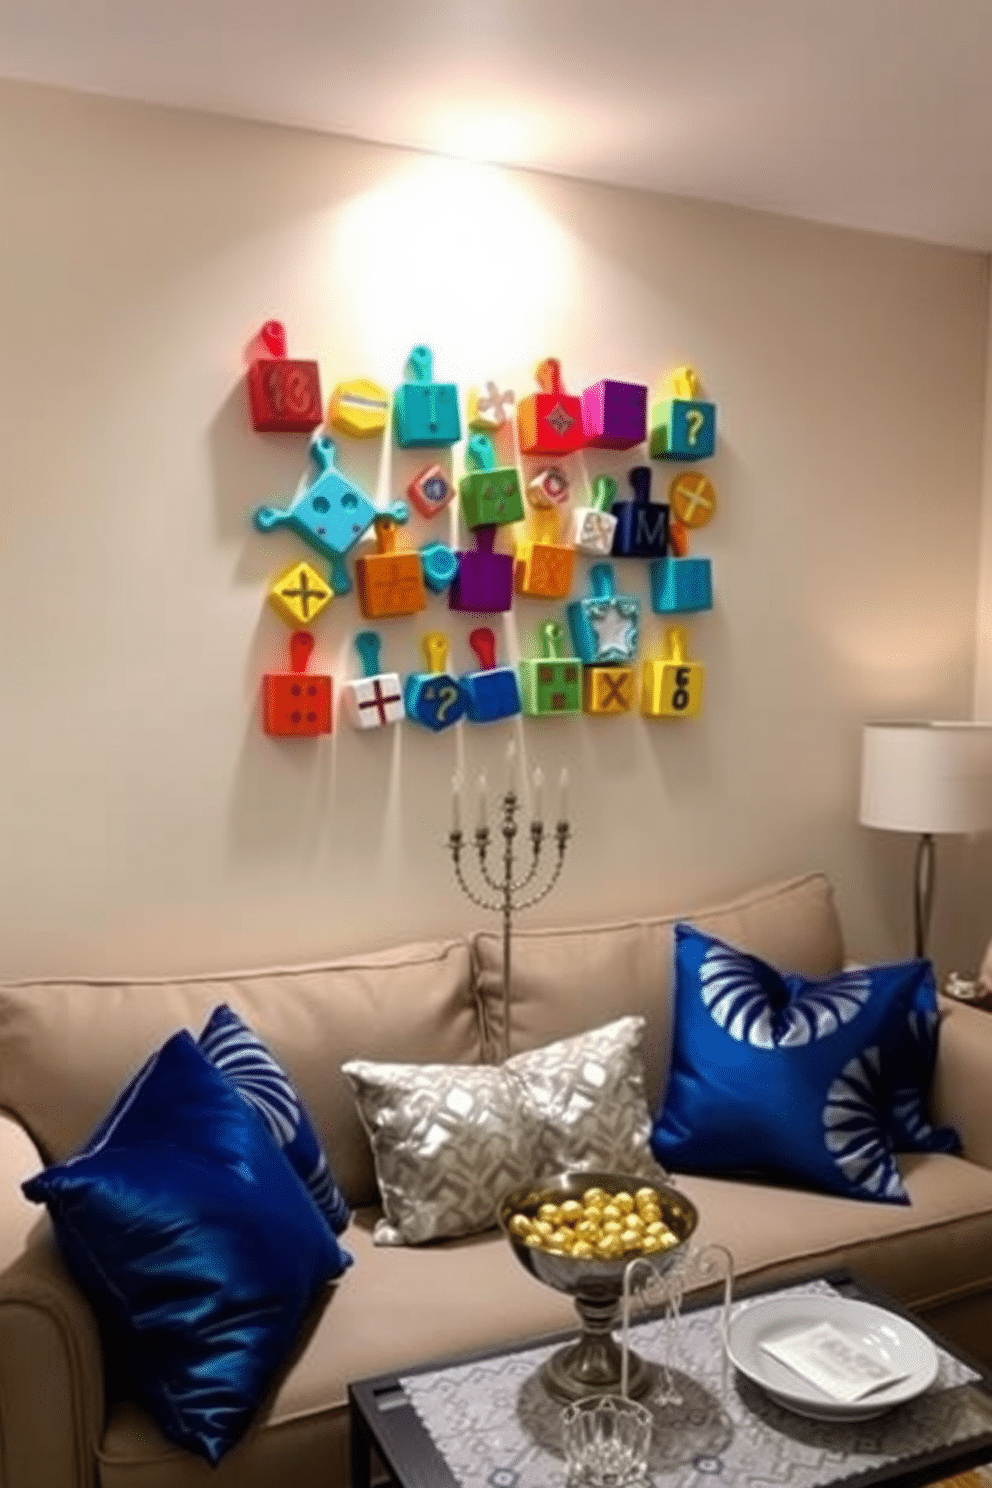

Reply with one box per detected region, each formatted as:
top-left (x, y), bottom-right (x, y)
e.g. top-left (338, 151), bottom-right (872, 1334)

top-left (2, 0), bottom-right (992, 251)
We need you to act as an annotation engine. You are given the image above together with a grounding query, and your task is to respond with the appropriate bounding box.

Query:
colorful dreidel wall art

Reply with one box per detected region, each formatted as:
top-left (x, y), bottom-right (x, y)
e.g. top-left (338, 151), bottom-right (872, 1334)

top-left (404, 632), bottom-right (466, 732)
top-left (253, 433), bottom-right (406, 595)
top-left (327, 378), bottom-right (390, 440)
top-left (354, 514), bottom-right (426, 620)
top-left (515, 507), bottom-right (575, 600)
top-left (459, 434), bottom-right (525, 529)
top-left (570, 475), bottom-right (619, 557)
top-left (517, 358), bottom-right (585, 458)
top-left (245, 320), bottom-right (323, 434)
top-left (650, 366), bottom-right (716, 461)
top-left (519, 621), bottom-right (582, 718)
top-left (467, 381), bottom-right (514, 433)
top-left (267, 560), bottom-right (333, 628)
top-left (449, 525), bottom-right (514, 614)
top-left (393, 346), bottom-right (462, 449)
top-left (581, 378), bottom-right (648, 451)
top-left (263, 631), bottom-right (332, 737)
top-left (461, 627), bottom-right (522, 724)
top-left (642, 627), bottom-right (704, 719)
top-left (611, 466), bottom-right (669, 560)
top-left (342, 631), bottom-right (405, 729)
top-left (567, 562), bottom-right (640, 665)
top-left (584, 665), bottom-right (635, 717)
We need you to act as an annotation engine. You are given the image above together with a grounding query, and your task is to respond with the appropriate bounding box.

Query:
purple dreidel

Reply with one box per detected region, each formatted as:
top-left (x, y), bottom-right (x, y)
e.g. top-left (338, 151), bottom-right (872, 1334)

top-left (581, 378), bottom-right (648, 450)
top-left (461, 627), bottom-right (522, 723)
top-left (448, 526), bottom-right (514, 614)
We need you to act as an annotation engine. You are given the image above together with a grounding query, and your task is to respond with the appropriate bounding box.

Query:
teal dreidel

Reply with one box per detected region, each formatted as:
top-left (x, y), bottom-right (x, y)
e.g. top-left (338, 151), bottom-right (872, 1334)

top-left (393, 346), bottom-right (462, 449)
top-left (567, 562), bottom-right (641, 665)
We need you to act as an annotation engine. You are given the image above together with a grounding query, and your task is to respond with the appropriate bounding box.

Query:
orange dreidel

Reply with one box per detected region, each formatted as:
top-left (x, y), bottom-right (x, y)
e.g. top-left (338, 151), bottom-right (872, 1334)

top-left (354, 515), bottom-right (426, 620)
top-left (517, 357), bottom-right (585, 457)
top-left (515, 507), bottom-right (576, 600)
top-left (263, 631), bottom-right (332, 737)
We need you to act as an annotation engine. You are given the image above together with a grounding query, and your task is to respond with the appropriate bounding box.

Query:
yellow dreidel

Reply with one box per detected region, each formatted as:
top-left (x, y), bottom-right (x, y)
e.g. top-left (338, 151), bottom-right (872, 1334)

top-left (641, 627), bottom-right (704, 719)
top-left (515, 507), bottom-right (576, 599)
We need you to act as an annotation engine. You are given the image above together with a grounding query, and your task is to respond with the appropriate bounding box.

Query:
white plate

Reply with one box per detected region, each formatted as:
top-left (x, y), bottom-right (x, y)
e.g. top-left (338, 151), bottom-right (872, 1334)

top-left (726, 1294), bottom-right (939, 1421)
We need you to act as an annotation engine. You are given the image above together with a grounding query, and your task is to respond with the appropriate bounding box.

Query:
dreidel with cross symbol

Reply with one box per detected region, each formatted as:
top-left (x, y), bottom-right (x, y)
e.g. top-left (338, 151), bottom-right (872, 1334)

top-left (567, 562), bottom-right (640, 665)
top-left (517, 357), bottom-right (585, 457)
top-left (650, 365), bottom-right (716, 461)
top-left (570, 475), bottom-right (619, 557)
top-left (581, 376), bottom-right (648, 450)
top-left (341, 631), bottom-right (405, 729)
top-left (355, 514), bottom-right (427, 620)
top-left (449, 526), bottom-right (514, 614)
top-left (263, 631), bottom-right (332, 737)
top-left (404, 632), bottom-right (466, 732)
top-left (641, 627), bottom-right (704, 718)
top-left (519, 620), bottom-right (582, 717)
top-left (393, 345), bottom-right (462, 449)
top-left (267, 559), bottom-right (333, 627)
top-left (611, 466), bottom-right (670, 561)
top-left (515, 507), bottom-right (576, 600)
top-left (459, 434), bottom-right (525, 530)
top-left (583, 666), bottom-right (635, 716)
top-left (245, 320), bottom-right (323, 434)
top-left (461, 627), bottom-right (522, 724)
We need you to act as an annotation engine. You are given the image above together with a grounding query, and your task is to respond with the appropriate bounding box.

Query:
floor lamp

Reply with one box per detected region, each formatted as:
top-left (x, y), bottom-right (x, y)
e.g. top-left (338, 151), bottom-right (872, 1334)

top-left (859, 722), bottom-right (992, 960)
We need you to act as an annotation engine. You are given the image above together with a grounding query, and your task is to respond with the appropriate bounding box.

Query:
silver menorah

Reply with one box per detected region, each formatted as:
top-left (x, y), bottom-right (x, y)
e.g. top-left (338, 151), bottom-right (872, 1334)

top-left (448, 750), bottom-right (571, 1062)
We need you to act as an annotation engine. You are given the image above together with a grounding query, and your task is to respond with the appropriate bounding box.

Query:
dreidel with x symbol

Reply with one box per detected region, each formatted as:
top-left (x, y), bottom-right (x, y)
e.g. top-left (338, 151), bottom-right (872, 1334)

top-left (267, 560), bottom-right (333, 627)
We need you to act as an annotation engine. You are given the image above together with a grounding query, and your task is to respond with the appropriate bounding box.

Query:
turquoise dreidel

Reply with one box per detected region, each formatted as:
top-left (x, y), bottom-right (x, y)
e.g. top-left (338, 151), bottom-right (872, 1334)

top-left (567, 562), bottom-right (641, 665)
top-left (393, 346), bottom-right (462, 449)
top-left (649, 366), bottom-right (717, 461)
top-left (459, 434), bottom-right (525, 529)
top-left (569, 475), bottom-right (619, 557)
top-left (419, 541), bottom-right (459, 594)
top-left (650, 534), bottom-right (713, 614)
top-left (341, 631), bottom-right (405, 729)
top-left (404, 631), bottom-right (466, 732)
top-left (461, 627), bottom-right (522, 724)
top-left (519, 620), bottom-right (582, 717)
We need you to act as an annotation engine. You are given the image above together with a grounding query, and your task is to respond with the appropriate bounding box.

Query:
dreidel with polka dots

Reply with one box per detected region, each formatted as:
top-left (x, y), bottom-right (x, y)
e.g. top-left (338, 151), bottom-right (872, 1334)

top-left (641, 627), bottom-right (704, 718)
top-left (570, 475), bottom-right (619, 558)
top-left (341, 631), bottom-right (405, 729)
top-left (404, 632), bottom-right (466, 732)
top-left (461, 627), bottom-right (522, 724)
top-left (263, 631), bottom-right (332, 736)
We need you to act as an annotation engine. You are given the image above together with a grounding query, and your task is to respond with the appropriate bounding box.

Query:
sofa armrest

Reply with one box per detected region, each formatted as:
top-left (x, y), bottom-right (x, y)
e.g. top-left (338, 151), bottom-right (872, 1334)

top-left (932, 997), bottom-right (992, 1170)
top-left (0, 1111), bottom-right (104, 1488)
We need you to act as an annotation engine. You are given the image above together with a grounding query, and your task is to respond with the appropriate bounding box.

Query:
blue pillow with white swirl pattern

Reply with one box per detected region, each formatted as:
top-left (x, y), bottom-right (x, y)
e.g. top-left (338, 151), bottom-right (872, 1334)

top-left (650, 924), bottom-right (958, 1204)
top-left (199, 1005), bottom-right (351, 1236)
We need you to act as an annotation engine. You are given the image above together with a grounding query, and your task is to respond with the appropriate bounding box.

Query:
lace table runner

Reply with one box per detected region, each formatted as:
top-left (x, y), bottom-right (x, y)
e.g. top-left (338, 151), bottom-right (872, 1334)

top-left (400, 1282), bottom-right (989, 1488)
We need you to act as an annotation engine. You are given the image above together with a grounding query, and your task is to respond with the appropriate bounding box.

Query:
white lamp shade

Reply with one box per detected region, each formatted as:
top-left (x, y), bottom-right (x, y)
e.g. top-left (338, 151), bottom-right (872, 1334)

top-left (860, 722), bottom-right (992, 835)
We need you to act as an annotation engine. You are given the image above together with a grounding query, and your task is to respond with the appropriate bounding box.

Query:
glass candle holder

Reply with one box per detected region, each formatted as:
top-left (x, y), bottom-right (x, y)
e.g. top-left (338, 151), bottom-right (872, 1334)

top-left (561, 1394), bottom-right (652, 1486)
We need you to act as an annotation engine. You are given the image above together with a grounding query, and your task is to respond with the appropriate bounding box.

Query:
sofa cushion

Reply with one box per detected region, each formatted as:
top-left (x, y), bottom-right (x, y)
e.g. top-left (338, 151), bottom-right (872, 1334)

top-left (0, 939), bottom-right (478, 1207)
top-left (472, 872), bottom-right (845, 1108)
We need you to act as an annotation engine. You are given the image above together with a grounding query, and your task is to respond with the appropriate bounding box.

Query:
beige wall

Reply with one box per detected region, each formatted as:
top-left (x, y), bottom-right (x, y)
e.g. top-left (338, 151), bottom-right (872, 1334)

top-left (977, 289), bottom-right (992, 720)
top-left (0, 80), bottom-right (988, 978)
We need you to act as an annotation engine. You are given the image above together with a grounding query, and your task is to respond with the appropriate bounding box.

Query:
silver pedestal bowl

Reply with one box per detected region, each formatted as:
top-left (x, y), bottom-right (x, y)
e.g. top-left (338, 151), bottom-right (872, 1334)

top-left (498, 1169), bottom-right (698, 1403)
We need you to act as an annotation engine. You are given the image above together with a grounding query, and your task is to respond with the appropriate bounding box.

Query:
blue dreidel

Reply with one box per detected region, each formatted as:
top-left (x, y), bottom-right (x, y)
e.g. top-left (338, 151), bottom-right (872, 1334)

top-left (404, 632), bottom-right (466, 732)
top-left (610, 466), bottom-right (669, 560)
top-left (461, 627), bottom-right (522, 724)
top-left (649, 366), bottom-right (716, 461)
top-left (253, 433), bottom-right (406, 595)
top-left (650, 555), bottom-right (713, 614)
top-left (567, 562), bottom-right (641, 665)
top-left (393, 346), bottom-right (462, 450)
top-left (419, 542), bottom-right (459, 594)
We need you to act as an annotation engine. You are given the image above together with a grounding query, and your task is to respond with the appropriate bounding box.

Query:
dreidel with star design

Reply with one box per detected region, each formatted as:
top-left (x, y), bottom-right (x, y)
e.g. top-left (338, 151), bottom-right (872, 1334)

top-left (262, 631), bottom-right (332, 737)
top-left (341, 631), bottom-right (405, 729)
top-left (515, 507), bottom-right (576, 600)
top-left (567, 562), bottom-right (640, 665)
top-left (583, 666), bottom-right (635, 716)
top-left (519, 620), bottom-right (582, 717)
top-left (267, 559), bottom-right (333, 627)
top-left (393, 345), bottom-right (462, 449)
top-left (459, 434), bottom-right (525, 530)
top-left (517, 358), bottom-right (585, 457)
top-left (354, 514), bottom-right (427, 620)
top-left (449, 526), bottom-right (515, 614)
top-left (461, 627), bottom-right (522, 724)
top-left (570, 475), bottom-right (619, 557)
top-left (611, 466), bottom-right (669, 561)
top-left (642, 627), bottom-right (704, 718)
top-left (650, 365), bottom-right (716, 461)
top-left (404, 632), bottom-right (466, 732)
top-left (245, 320), bottom-right (323, 434)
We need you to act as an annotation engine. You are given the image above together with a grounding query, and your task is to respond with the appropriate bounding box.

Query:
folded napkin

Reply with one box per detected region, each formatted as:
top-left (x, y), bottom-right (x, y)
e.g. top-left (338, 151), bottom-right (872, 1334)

top-left (761, 1322), bottom-right (910, 1403)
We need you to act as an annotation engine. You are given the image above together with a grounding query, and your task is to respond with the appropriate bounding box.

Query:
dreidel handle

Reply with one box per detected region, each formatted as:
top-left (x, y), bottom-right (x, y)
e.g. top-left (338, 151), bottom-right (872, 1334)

top-left (668, 365), bottom-right (701, 399)
top-left (422, 631), bottom-right (450, 674)
top-left (406, 345), bottom-right (434, 384)
top-left (473, 524), bottom-right (499, 556)
top-left (260, 320), bottom-right (287, 358)
top-left (469, 627), bottom-right (497, 672)
top-left (539, 620), bottom-right (566, 660)
top-left (467, 433), bottom-right (496, 472)
top-left (373, 517), bottom-right (399, 555)
top-left (354, 630), bottom-right (382, 680)
top-left (628, 466), bottom-right (653, 506)
top-left (532, 508), bottom-right (559, 545)
top-left (591, 475), bottom-right (617, 514)
top-left (535, 357), bottom-right (565, 396)
top-left (289, 631), bottom-right (315, 674)
top-left (665, 627), bottom-right (688, 665)
top-left (588, 562), bottom-right (617, 601)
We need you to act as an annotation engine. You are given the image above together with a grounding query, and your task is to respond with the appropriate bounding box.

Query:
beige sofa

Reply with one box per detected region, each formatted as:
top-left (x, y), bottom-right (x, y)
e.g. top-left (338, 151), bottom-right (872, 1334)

top-left (1, 871), bottom-right (992, 1488)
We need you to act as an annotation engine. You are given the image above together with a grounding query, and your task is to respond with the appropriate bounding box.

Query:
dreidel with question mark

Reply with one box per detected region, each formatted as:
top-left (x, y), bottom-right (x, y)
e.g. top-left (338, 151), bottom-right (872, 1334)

top-left (649, 365), bottom-right (716, 461)
top-left (641, 626), bottom-right (704, 718)
top-left (570, 475), bottom-right (619, 557)
top-left (461, 627), bottom-right (522, 723)
top-left (404, 632), bottom-right (466, 732)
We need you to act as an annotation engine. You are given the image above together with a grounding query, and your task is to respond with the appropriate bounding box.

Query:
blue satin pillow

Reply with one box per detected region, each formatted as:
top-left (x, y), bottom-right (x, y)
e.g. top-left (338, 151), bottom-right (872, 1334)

top-left (199, 1003), bottom-right (351, 1235)
top-left (651, 925), bottom-right (958, 1204)
top-left (23, 1031), bottom-right (350, 1464)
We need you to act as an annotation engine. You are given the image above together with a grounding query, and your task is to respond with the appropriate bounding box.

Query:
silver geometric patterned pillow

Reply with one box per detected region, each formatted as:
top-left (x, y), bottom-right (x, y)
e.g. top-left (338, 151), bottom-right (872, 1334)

top-left (342, 1015), bottom-right (663, 1245)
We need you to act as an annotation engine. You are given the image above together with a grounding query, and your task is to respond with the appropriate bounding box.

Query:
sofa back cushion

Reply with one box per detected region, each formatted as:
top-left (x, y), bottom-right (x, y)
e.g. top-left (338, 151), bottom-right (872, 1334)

top-left (0, 939), bottom-right (478, 1207)
top-left (471, 873), bottom-right (845, 1110)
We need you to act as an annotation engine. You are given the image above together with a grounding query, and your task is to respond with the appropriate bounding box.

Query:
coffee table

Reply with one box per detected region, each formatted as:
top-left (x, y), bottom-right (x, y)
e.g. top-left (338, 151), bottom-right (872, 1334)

top-left (348, 1270), bottom-right (992, 1488)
